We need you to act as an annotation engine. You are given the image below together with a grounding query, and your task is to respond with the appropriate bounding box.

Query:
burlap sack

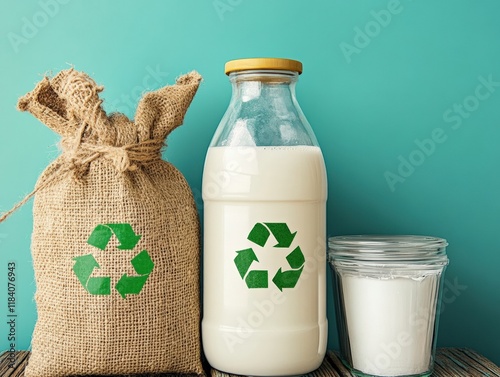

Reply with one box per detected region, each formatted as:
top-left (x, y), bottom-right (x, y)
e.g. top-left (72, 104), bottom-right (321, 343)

top-left (6, 68), bottom-right (203, 376)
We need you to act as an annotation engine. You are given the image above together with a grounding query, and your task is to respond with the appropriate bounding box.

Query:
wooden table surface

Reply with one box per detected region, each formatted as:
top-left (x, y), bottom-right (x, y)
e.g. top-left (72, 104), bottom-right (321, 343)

top-left (1, 348), bottom-right (499, 377)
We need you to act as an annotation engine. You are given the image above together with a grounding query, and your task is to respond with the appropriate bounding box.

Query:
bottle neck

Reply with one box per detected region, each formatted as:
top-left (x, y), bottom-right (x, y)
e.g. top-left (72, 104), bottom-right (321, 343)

top-left (210, 69), bottom-right (317, 147)
top-left (229, 70), bottom-right (298, 102)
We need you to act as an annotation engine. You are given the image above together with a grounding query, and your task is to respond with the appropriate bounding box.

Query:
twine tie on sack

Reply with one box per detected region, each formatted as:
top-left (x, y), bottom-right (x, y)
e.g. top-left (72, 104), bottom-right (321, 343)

top-left (0, 137), bottom-right (164, 223)
top-left (65, 138), bottom-right (165, 174)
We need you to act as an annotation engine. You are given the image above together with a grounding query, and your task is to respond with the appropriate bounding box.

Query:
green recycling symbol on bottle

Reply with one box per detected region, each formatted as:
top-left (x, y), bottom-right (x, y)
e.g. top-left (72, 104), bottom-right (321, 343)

top-left (72, 223), bottom-right (154, 299)
top-left (234, 223), bottom-right (305, 291)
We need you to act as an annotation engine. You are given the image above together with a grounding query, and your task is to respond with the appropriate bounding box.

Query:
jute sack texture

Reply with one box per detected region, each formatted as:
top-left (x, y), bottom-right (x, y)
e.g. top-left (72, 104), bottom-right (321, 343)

top-left (12, 68), bottom-right (203, 376)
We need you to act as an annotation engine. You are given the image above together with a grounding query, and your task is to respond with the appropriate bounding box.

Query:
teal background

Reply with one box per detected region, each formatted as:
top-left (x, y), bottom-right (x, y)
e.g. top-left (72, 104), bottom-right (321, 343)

top-left (1, 0), bottom-right (499, 365)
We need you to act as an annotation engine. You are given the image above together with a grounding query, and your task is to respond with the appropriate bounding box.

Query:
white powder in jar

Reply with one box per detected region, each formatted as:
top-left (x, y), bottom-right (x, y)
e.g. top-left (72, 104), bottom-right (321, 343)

top-left (341, 272), bottom-right (439, 376)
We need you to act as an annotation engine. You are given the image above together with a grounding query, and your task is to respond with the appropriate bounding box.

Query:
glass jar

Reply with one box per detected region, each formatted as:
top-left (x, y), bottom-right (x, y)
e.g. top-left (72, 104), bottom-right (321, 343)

top-left (202, 58), bottom-right (328, 376)
top-left (328, 235), bottom-right (449, 377)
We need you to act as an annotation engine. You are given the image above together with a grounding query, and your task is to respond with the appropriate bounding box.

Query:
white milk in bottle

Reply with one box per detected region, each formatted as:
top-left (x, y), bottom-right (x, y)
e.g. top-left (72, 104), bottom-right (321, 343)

top-left (202, 58), bottom-right (328, 376)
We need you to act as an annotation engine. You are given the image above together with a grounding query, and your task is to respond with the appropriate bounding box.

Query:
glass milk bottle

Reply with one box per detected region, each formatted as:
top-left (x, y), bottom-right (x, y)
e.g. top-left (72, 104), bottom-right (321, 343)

top-left (202, 58), bottom-right (328, 376)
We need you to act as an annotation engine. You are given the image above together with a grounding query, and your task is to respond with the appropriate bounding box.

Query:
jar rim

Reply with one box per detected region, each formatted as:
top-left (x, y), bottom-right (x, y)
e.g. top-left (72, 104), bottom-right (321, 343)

top-left (328, 235), bottom-right (448, 263)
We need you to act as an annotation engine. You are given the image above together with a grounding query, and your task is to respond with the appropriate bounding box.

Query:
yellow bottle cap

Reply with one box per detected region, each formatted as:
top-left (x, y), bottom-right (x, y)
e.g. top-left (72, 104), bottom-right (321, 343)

top-left (225, 58), bottom-right (303, 75)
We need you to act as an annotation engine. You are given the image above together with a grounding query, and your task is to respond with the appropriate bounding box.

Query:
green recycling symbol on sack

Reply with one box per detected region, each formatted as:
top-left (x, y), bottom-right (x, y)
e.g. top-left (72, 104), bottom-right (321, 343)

top-left (234, 222), bottom-right (305, 290)
top-left (72, 223), bottom-right (154, 299)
